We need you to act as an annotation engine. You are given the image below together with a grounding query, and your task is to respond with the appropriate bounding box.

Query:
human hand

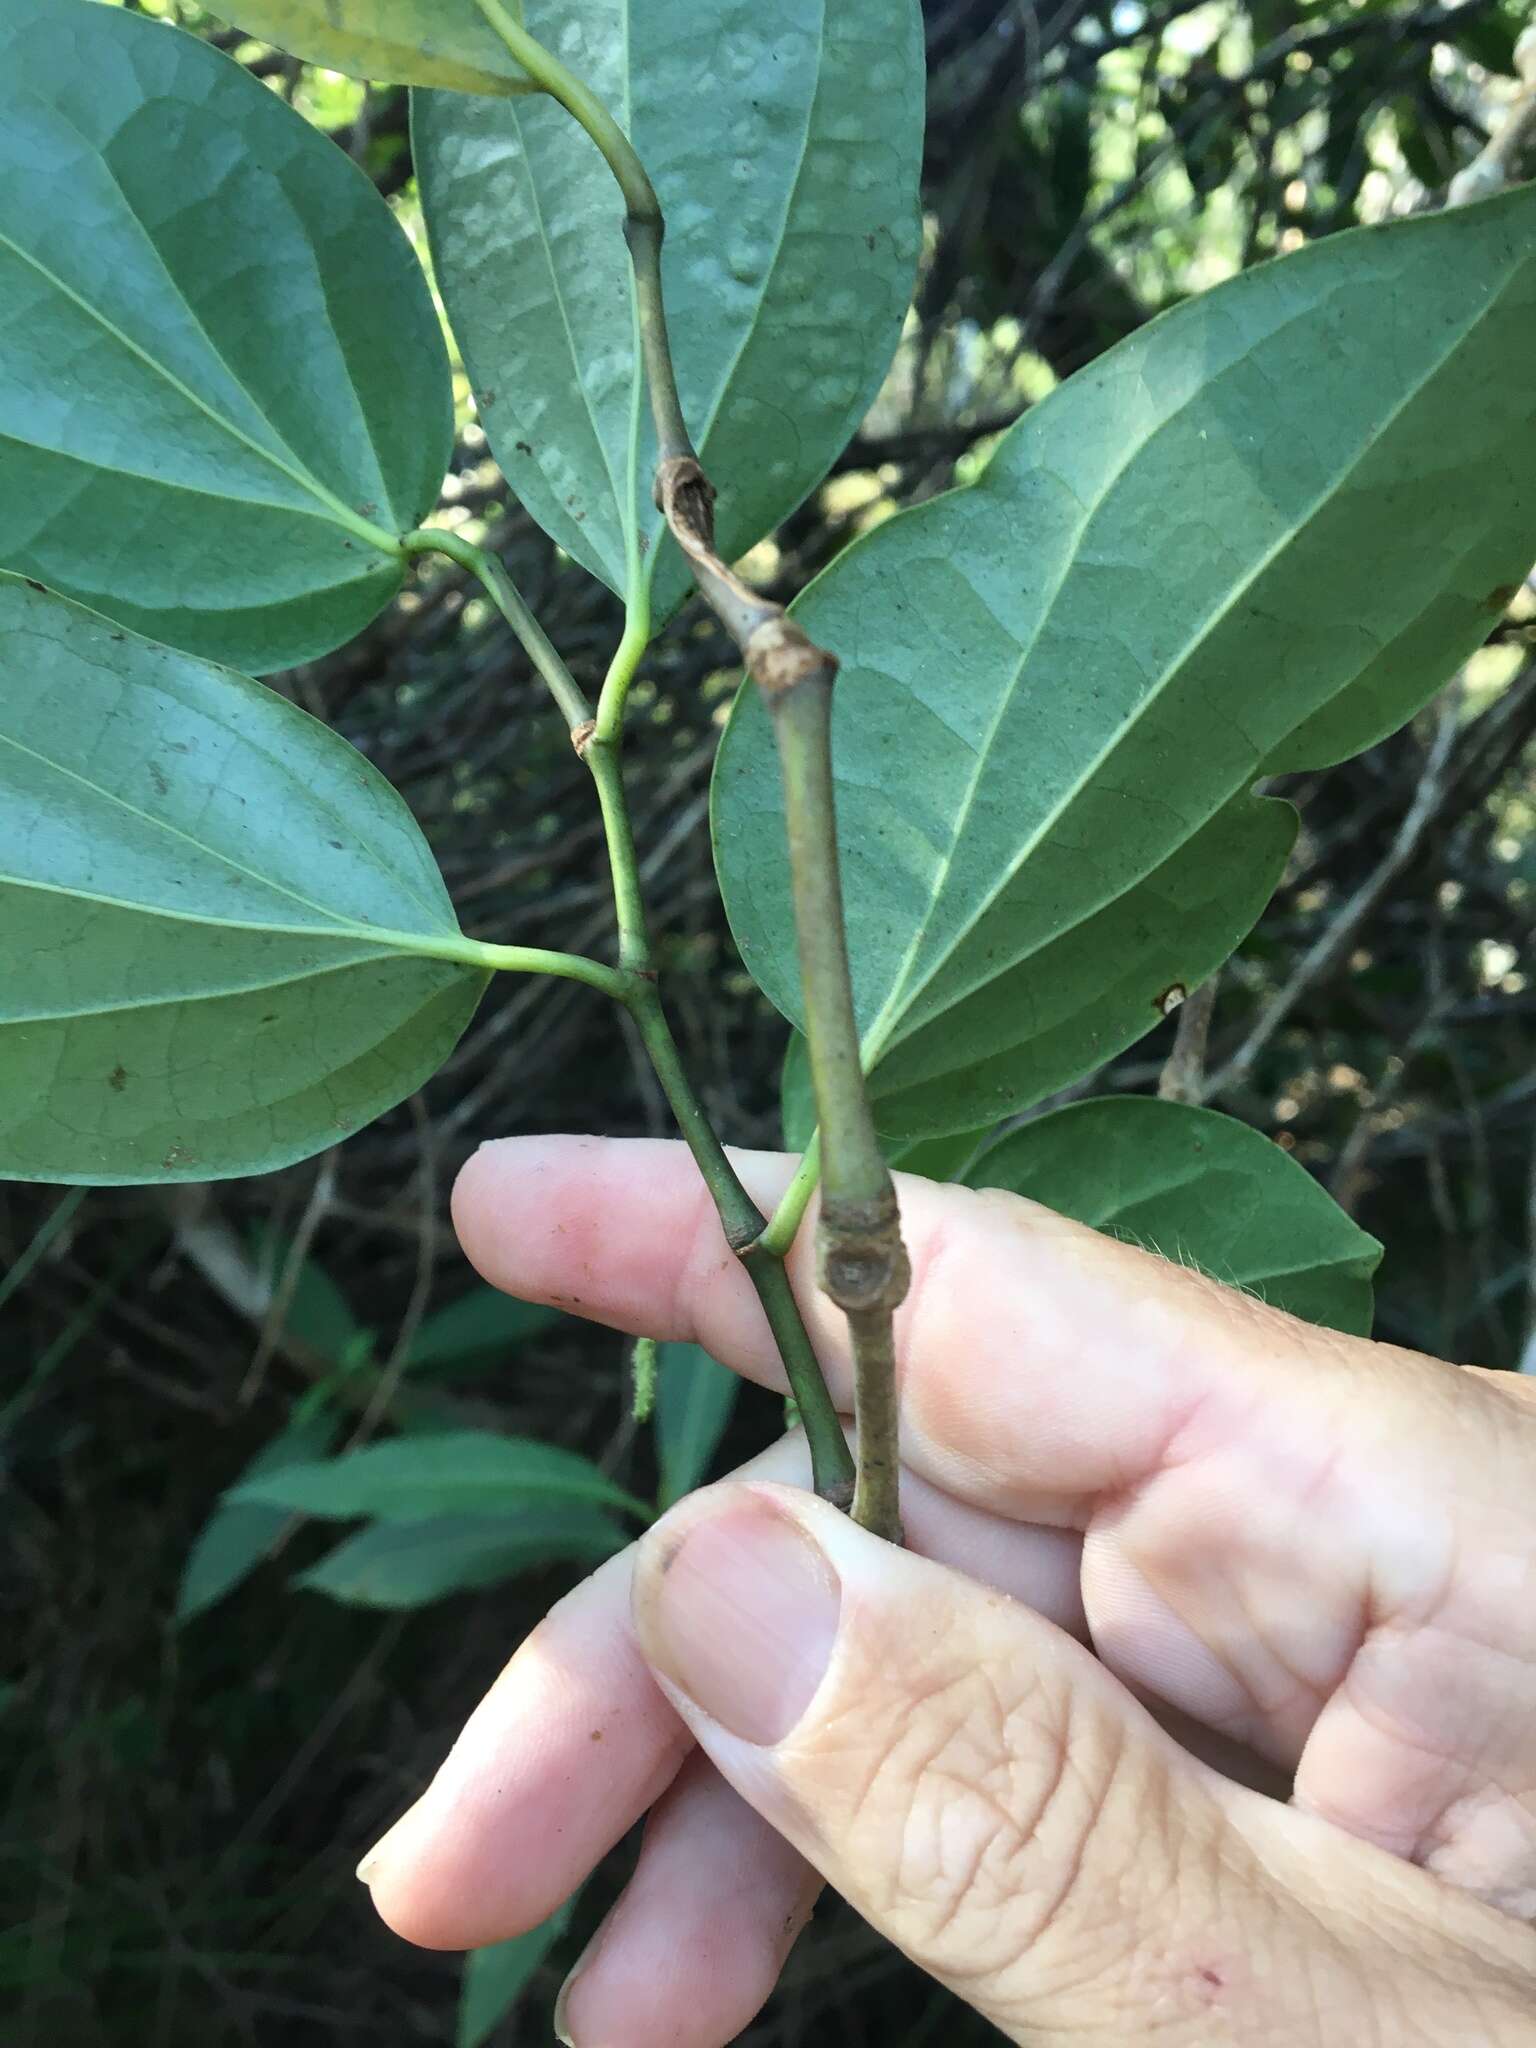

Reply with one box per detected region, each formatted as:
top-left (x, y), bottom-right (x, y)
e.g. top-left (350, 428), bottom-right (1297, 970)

top-left (358, 1137), bottom-right (1536, 2045)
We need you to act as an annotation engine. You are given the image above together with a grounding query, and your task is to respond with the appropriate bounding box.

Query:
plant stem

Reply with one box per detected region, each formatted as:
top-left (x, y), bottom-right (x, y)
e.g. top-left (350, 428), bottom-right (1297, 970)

top-left (623, 978), bottom-right (855, 1502)
top-left (473, 1), bottom-right (693, 469)
top-left (469, 1), bottom-right (862, 1510)
top-left (402, 528), bottom-right (592, 733)
top-left (761, 1133), bottom-right (821, 1259)
top-left (769, 673), bottom-right (907, 1543)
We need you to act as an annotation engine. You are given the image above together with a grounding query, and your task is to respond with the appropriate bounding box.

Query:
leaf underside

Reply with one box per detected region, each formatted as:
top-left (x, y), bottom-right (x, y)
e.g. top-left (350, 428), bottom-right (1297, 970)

top-left (715, 185), bottom-right (1536, 1138)
top-left (966, 1097), bottom-right (1382, 1336)
top-left (414, 0), bottom-right (926, 616)
top-left (218, 2), bottom-right (539, 96)
top-left (0, 576), bottom-right (485, 1185)
top-left (0, 0), bottom-right (453, 672)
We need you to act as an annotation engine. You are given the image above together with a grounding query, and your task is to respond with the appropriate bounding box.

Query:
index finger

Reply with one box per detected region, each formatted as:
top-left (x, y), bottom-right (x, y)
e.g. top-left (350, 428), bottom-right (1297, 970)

top-left (451, 1134), bottom-right (1377, 1530)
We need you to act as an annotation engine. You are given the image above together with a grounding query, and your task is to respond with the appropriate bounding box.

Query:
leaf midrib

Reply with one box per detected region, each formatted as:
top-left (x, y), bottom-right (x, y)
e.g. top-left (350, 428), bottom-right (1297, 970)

top-left (862, 253), bottom-right (1526, 1063)
top-left (0, 724), bottom-right (448, 940)
top-left (0, 221), bottom-right (397, 555)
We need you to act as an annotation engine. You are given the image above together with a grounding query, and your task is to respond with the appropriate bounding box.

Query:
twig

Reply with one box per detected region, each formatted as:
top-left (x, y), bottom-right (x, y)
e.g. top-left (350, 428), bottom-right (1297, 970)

top-left (1448, 26), bottom-right (1536, 207)
top-left (239, 1151), bottom-right (338, 1406)
top-left (1208, 691), bottom-right (1462, 1100)
top-left (1157, 972), bottom-right (1219, 1106)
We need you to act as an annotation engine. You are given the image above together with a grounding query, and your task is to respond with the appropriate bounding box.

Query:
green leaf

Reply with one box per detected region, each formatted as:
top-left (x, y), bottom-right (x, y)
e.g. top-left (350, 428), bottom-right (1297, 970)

top-left (0, 0), bottom-right (452, 672)
top-left (780, 1030), bottom-right (989, 1178)
top-left (656, 1343), bottom-right (739, 1508)
top-left (414, 0), bottom-right (924, 615)
top-left (176, 1407), bottom-right (338, 1622)
top-left (231, 1428), bottom-right (650, 1521)
top-left (295, 1506), bottom-right (624, 1608)
top-left (458, 1901), bottom-right (576, 2048)
top-left (0, 578), bottom-right (487, 1185)
top-left (715, 188), bottom-right (1536, 1135)
top-left (407, 1285), bottom-right (564, 1375)
top-left (216, 3), bottom-right (539, 96)
top-left (966, 1098), bottom-right (1382, 1336)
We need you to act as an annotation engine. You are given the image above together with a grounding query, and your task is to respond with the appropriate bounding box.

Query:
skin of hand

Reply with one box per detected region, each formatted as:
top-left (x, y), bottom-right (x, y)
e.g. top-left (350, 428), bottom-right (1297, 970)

top-left (356, 1136), bottom-right (1536, 2047)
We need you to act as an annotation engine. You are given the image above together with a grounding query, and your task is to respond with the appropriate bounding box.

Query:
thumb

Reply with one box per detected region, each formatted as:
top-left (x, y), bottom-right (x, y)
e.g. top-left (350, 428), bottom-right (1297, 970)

top-left (632, 1482), bottom-right (1533, 2047)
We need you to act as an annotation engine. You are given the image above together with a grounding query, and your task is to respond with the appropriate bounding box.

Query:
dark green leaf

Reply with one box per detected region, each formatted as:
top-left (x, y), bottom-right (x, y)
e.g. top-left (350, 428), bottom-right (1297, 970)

top-left (0, 578), bottom-right (487, 1185)
top-left (967, 1098), bottom-right (1382, 1335)
top-left (176, 1407), bottom-right (337, 1622)
top-left (0, 0), bottom-right (452, 671)
top-left (217, 3), bottom-right (539, 96)
top-left (414, 0), bottom-right (924, 614)
top-left (231, 1429), bottom-right (649, 1520)
top-left (296, 1506), bottom-right (623, 1609)
top-left (407, 1286), bottom-right (564, 1374)
top-left (458, 1901), bottom-right (575, 2048)
top-left (716, 188), bottom-right (1536, 1135)
top-left (656, 1343), bottom-right (739, 1507)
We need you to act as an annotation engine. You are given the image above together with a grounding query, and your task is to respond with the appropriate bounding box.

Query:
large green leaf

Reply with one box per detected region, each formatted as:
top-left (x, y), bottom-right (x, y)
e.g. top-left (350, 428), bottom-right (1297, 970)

top-left (0, 577), bottom-right (487, 1184)
top-left (458, 1901), bottom-right (576, 2048)
top-left (0, 0), bottom-right (452, 672)
top-left (414, 0), bottom-right (924, 615)
top-left (966, 1098), bottom-right (1382, 1336)
top-left (231, 1428), bottom-right (650, 1520)
top-left (217, 3), bottom-right (539, 96)
top-left (655, 1342), bottom-right (738, 1508)
top-left (295, 1506), bottom-right (624, 1608)
top-left (715, 187), bottom-right (1536, 1136)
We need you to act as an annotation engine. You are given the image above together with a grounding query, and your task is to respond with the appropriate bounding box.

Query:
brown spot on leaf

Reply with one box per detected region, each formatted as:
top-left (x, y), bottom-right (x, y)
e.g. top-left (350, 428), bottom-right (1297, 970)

top-left (108, 1065), bottom-right (128, 1092)
top-left (514, 439), bottom-right (533, 457)
top-left (148, 762), bottom-right (169, 797)
top-left (588, 1728), bottom-right (603, 1742)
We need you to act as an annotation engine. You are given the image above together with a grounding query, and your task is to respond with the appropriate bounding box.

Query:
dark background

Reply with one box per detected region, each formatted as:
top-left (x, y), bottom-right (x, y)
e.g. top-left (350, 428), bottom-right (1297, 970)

top-left (4, 0), bottom-right (1534, 2041)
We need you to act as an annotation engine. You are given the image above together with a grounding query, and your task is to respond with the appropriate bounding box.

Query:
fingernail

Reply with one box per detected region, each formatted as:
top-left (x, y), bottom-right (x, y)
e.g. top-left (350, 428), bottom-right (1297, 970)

top-left (355, 1803), bottom-right (415, 1887)
top-left (635, 1492), bottom-right (841, 1745)
top-left (551, 1901), bottom-right (617, 2047)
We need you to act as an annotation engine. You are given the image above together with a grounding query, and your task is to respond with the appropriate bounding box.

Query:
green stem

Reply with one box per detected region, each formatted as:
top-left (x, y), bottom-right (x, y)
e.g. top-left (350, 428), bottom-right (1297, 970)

top-left (624, 980), bottom-right (854, 1503)
top-left (473, 0), bottom-right (693, 469)
top-left (402, 528), bottom-right (592, 733)
top-left (760, 1132), bottom-right (822, 1259)
top-left (582, 732), bottom-right (653, 978)
top-left (771, 673), bottom-right (907, 1544)
top-left (446, 936), bottom-right (631, 1001)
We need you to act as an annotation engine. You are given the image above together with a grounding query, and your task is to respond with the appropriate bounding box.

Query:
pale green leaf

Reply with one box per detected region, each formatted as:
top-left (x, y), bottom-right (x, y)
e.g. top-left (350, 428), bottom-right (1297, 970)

top-left (0, 578), bottom-right (487, 1185)
top-left (176, 1407), bottom-right (337, 1622)
top-left (656, 1342), bottom-right (738, 1507)
top-left (216, 2), bottom-right (539, 96)
top-left (458, 1901), bottom-right (575, 2048)
top-left (781, 1029), bottom-right (995, 1181)
top-left (715, 188), bottom-right (1536, 1134)
top-left (231, 1429), bottom-right (650, 1520)
top-left (0, 0), bottom-right (452, 671)
top-left (967, 1098), bottom-right (1382, 1335)
top-left (414, 0), bottom-right (924, 613)
top-left (296, 1506), bottom-right (623, 1608)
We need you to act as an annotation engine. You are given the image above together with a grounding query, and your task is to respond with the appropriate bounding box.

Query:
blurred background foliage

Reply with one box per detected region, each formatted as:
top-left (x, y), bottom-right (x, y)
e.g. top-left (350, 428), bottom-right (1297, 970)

top-left (4, 0), bottom-right (1534, 2041)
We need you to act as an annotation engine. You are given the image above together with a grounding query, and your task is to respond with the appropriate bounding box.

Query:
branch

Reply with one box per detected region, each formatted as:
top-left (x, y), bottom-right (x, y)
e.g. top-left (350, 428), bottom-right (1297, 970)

top-left (1157, 973), bottom-right (1219, 1106)
top-left (656, 456), bottom-right (909, 1542)
top-left (1447, 25), bottom-right (1536, 206)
